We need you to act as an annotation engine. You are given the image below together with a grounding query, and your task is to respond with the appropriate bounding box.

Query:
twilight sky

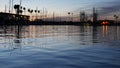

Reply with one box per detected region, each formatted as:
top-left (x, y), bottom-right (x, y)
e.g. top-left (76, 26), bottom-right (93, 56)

top-left (0, 0), bottom-right (120, 20)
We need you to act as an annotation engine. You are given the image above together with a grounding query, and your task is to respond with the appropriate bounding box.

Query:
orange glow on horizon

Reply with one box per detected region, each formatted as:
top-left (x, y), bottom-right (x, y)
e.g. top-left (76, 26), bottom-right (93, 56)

top-left (101, 21), bottom-right (109, 25)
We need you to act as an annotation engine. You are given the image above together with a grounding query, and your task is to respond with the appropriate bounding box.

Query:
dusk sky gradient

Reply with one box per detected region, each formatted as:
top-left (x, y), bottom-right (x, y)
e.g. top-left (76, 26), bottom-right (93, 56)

top-left (0, 0), bottom-right (120, 20)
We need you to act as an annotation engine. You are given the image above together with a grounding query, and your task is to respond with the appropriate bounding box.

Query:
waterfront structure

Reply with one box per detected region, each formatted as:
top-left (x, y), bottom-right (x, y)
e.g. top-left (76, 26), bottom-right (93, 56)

top-left (0, 12), bottom-right (30, 25)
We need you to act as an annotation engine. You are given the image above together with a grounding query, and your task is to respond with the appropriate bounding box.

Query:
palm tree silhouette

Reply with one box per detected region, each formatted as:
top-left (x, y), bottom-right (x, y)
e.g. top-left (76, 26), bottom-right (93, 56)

top-left (28, 9), bottom-right (30, 12)
top-left (68, 12), bottom-right (70, 15)
top-left (35, 10), bottom-right (37, 13)
top-left (28, 9), bottom-right (33, 15)
top-left (38, 10), bottom-right (40, 19)
top-left (114, 15), bottom-right (119, 23)
top-left (38, 10), bottom-right (40, 13)
top-left (14, 4), bottom-right (20, 14)
top-left (28, 9), bottom-right (33, 21)
top-left (20, 6), bottom-right (22, 10)
top-left (30, 10), bottom-right (33, 14)
top-left (19, 10), bottom-right (23, 15)
top-left (23, 7), bottom-right (26, 15)
top-left (68, 12), bottom-right (71, 21)
top-left (35, 10), bottom-right (38, 20)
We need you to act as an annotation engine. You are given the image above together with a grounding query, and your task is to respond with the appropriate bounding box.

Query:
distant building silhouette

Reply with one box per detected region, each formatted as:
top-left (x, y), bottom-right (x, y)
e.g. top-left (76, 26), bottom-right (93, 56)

top-left (80, 11), bottom-right (88, 22)
top-left (93, 8), bottom-right (98, 22)
top-left (80, 11), bottom-right (86, 22)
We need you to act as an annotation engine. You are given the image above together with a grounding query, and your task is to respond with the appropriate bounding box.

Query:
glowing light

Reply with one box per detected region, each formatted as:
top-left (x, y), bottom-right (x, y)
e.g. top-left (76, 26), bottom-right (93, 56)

top-left (101, 21), bottom-right (109, 25)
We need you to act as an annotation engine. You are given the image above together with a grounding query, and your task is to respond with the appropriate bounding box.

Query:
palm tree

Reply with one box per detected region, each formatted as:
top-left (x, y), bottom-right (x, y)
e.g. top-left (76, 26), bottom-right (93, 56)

top-left (38, 10), bottom-right (40, 19)
top-left (35, 10), bottom-right (38, 20)
top-left (30, 10), bottom-right (33, 14)
top-left (23, 7), bottom-right (26, 15)
top-left (35, 10), bottom-right (37, 13)
top-left (38, 10), bottom-right (40, 13)
top-left (114, 15), bottom-right (119, 23)
top-left (28, 9), bottom-right (33, 21)
top-left (28, 9), bottom-right (30, 13)
top-left (68, 12), bottom-right (70, 15)
top-left (20, 6), bottom-right (22, 10)
top-left (14, 5), bottom-right (17, 11)
top-left (68, 12), bottom-right (71, 21)
top-left (14, 4), bottom-right (20, 14)
top-left (19, 10), bottom-right (23, 15)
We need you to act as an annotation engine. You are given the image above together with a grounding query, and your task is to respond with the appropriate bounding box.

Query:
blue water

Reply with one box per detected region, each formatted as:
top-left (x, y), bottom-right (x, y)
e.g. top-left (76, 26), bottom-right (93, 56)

top-left (0, 25), bottom-right (120, 68)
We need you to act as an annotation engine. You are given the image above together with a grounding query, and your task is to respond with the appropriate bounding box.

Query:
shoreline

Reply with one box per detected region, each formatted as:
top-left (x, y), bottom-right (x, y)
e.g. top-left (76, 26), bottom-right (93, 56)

top-left (0, 21), bottom-right (120, 26)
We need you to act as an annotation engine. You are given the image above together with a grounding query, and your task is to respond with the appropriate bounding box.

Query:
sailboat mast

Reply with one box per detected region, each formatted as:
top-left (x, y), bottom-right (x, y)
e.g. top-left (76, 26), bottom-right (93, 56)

top-left (20, 0), bottom-right (21, 5)
top-left (9, 0), bottom-right (11, 13)
top-left (11, 0), bottom-right (14, 13)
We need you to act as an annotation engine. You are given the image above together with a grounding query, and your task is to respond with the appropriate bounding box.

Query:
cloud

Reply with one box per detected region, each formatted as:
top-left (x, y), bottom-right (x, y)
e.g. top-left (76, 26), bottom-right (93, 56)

top-left (74, 0), bottom-right (120, 15)
top-left (98, 0), bottom-right (120, 16)
top-left (99, 5), bottom-right (120, 15)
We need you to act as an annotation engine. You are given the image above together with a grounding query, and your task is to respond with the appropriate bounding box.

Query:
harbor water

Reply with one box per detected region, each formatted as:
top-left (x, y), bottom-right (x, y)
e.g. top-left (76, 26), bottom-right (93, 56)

top-left (0, 25), bottom-right (120, 68)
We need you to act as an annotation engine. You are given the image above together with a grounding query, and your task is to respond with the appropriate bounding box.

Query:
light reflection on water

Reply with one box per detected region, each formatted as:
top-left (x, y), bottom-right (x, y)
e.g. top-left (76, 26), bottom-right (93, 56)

top-left (0, 25), bottom-right (120, 68)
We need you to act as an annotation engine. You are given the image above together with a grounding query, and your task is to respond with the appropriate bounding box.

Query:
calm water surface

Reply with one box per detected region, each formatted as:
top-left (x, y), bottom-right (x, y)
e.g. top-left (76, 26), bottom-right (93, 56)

top-left (0, 25), bottom-right (120, 68)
